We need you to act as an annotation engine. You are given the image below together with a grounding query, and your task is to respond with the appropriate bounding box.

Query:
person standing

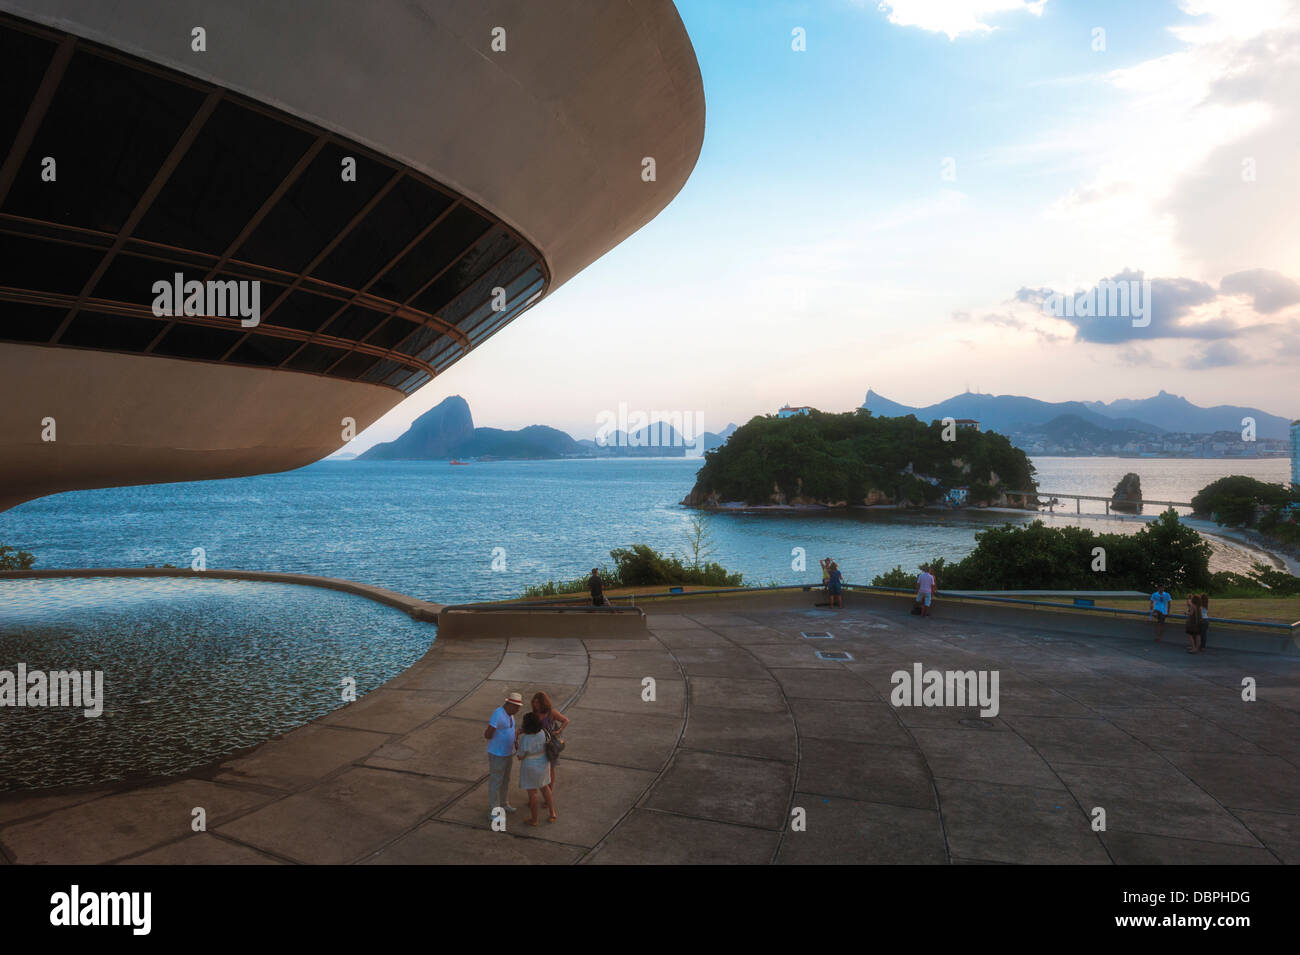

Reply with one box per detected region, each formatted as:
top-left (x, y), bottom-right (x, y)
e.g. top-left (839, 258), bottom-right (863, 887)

top-left (516, 711), bottom-right (556, 826)
top-left (916, 565), bottom-right (937, 617)
top-left (1149, 584), bottom-right (1172, 641)
top-left (827, 561), bottom-right (844, 609)
top-left (588, 568), bottom-right (606, 607)
top-left (484, 691), bottom-right (522, 819)
top-left (1185, 595), bottom-right (1202, 654)
top-left (1198, 594), bottom-right (1211, 651)
top-left (531, 691), bottom-right (570, 791)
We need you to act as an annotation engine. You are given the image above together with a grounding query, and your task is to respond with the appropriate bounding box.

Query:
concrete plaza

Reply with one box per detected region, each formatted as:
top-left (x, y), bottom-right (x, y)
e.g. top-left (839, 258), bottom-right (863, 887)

top-left (1, 592), bottom-right (1298, 864)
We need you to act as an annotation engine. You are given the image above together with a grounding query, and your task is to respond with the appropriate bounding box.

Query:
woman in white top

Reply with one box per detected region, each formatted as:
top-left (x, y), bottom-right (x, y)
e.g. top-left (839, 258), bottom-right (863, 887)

top-left (516, 711), bottom-right (556, 826)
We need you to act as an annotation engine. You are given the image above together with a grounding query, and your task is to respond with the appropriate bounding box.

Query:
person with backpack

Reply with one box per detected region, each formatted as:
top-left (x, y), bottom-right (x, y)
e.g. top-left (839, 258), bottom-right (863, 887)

top-left (531, 691), bottom-right (569, 791)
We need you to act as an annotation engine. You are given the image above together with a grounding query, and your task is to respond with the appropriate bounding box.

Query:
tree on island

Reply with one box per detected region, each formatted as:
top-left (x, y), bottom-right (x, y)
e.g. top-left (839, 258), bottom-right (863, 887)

top-left (683, 408), bottom-right (1036, 507)
top-left (1110, 472), bottom-right (1142, 513)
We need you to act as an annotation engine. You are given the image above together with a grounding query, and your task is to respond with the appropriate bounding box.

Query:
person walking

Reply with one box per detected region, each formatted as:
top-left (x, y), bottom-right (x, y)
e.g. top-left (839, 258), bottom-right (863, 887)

top-left (1149, 584), bottom-right (1172, 641)
top-left (916, 565), bottom-right (937, 617)
top-left (484, 691), bottom-right (522, 819)
top-left (531, 691), bottom-right (569, 790)
top-left (588, 568), bottom-right (606, 607)
top-left (827, 561), bottom-right (844, 609)
top-left (516, 711), bottom-right (556, 826)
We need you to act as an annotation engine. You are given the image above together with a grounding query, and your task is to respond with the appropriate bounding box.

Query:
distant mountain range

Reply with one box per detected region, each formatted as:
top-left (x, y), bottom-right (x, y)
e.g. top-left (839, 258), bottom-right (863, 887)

top-left (862, 389), bottom-right (1292, 440)
top-left (358, 396), bottom-right (737, 461)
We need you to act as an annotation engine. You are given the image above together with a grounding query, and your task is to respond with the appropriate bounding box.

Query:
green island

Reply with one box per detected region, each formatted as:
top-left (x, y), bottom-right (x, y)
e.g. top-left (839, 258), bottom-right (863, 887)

top-left (682, 409), bottom-right (1036, 508)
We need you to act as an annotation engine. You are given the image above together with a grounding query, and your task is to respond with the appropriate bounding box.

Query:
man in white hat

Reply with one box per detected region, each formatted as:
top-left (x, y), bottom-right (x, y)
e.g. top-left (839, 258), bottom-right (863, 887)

top-left (484, 691), bottom-right (523, 818)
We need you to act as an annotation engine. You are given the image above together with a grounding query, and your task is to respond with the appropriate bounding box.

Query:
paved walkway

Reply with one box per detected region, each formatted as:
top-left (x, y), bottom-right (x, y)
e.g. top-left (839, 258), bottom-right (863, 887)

top-left (2, 596), bottom-right (1298, 864)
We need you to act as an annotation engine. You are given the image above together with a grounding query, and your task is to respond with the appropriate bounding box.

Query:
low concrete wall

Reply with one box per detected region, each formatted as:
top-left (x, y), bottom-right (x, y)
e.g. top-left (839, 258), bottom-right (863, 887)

top-left (436, 606), bottom-right (647, 640)
top-left (628, 586), bottom-right (1298, 656)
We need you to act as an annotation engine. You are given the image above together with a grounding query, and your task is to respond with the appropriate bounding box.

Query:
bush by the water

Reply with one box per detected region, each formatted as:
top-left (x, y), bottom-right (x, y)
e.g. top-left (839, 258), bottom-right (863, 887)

top-left (686, 409), bottom-right (1036, 506)
top-left (1191, 475), bottom-right (1300, 547)
top-left (522, 543), bottom-right (743, 598)
top-left (871, 509), bottom-right (1213, 592)
top-left (0, 544), bottom-right (35, 570)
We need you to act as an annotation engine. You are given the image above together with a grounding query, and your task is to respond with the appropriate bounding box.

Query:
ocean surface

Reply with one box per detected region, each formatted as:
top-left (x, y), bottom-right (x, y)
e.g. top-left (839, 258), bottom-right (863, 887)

top-left (0, 456), bottom-right (1290, 603)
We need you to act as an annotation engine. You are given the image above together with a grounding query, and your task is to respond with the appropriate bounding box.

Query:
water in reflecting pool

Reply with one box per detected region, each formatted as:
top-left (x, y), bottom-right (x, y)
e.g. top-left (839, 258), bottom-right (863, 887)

top-left (0, 577), bottom-right (434, 792)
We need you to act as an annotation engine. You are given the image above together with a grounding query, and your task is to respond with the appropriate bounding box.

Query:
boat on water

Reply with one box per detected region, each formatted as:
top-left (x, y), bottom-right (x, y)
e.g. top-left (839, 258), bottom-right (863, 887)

top-left (450, 460), bottom-right (471, 466)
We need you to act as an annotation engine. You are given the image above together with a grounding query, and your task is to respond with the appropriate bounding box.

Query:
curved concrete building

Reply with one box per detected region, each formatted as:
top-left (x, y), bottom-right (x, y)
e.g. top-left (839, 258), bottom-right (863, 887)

top-left (0, 0), bottom-right (705, 510)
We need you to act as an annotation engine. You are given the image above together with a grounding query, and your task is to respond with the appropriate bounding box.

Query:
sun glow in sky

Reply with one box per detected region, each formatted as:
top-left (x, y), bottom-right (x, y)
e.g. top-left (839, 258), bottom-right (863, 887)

top-left (351, 0), bottom-right (1300, 452)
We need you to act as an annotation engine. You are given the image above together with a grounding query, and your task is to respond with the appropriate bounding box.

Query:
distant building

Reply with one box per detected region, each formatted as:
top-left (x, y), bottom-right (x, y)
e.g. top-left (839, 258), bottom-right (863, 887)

top-left (945, 486), bottom-right (969, 507)
top-left (1292, 421), bottom-right (1300, 489)
top-left (778, 405), bottom-right (815, 418)
top-left (954, 419), bottom-right (980, 431)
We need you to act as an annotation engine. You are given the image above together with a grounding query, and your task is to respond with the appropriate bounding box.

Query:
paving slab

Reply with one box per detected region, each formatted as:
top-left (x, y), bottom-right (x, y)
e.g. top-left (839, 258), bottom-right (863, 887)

top-left (214, 723), bottom-right (387, 791)
top-left (911, 727), bottom-right (1063, 789)
top-left (119, 833), bottom-right (287, 865)
top-left (322, 688), bottom-right (461, 735)
top-left (650, 628), bottom-right (733, 648)
top-left (1230, 809), bottom-right (1300, 864)
top-left (687, 675), bottom-right (786, 712)
top-left (644, 750), bottom-right (795, 830)
top-left (1160, 751), bottom-right (1300, 814)
top-left (770, 667), bottom-right (875, 701)
top-left (1002, 715), bottom-right (1166, 769)
top-left (436, 760), bottom-right (656, 848)
top-left (363, 716), bottom-right (492, 781)
top-left (1053, 761), bottom-right (1261, 846)
top-left (682, 704), bottom-right (797, 761)
top-left (363, 819), bottom-right (585, 865)
top-left (934, 777), bottom-right (1110, 865)
top-left (671, 647), bottom-right (773, 680)
top-left (571, 675), bottom-right (684, 717)
top-left (386, 658), bottom-right (497, 692)
top-left (559, 705), bottom-right (681, 771)
top-left (1, 780), bottom-right (274, 864)
top-left (216, 767), bottom-right (464, 865)
top-left (797, 738), bottom-right (936, 809)
top-left (776, 794), bottom-right (947, 864)
top-left (1100, 830), bottom-right (1279, 864)
top-left (585, 648), bottom-right (683, 680)
top-left (789, 699), bottom-right (914, 747)
top-left (586, 809), bottom-right (780, 864)
top-left (446, 680), bottom-right (580, 720)
top-left (489, 651), bottom-right (589, 685)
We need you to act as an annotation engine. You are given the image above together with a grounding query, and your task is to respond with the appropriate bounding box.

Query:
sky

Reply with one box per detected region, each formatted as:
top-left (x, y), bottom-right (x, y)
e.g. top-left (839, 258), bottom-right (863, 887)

top-left (349, 0), bottom-right (1300, 453)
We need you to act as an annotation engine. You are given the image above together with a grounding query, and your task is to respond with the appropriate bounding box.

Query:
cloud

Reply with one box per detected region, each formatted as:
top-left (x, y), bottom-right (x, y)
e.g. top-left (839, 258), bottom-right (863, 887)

top-left (1219, 268), bottom-right (1300, 313)
top-left (869, 0), bottom-right (1047, 41)
top-left (1018, 270), bottom-right (1230, 343)
top-left (1185, 341), bottom-right (1248, 368)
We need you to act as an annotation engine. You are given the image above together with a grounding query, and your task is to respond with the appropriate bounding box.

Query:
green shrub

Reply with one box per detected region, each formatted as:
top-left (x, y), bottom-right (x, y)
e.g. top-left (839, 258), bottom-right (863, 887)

top-left (0, 544), bottom-right (35, 570)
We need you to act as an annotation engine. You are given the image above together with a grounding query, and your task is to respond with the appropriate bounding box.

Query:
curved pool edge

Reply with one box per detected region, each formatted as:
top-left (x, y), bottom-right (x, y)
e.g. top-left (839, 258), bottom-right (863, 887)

top-left (0, 567), bottom-right (444, 620)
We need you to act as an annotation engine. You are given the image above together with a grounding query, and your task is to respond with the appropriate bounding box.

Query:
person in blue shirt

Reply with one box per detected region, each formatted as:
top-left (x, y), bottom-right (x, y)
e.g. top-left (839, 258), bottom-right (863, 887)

top-left (1149, 585), bottom-right (1172, 641)
top-left (484, 691), bottom-right (523, 819)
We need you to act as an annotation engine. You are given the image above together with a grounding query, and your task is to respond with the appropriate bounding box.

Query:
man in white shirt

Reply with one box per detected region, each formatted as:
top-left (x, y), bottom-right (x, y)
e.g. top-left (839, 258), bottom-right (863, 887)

top-left (916, 566), bottom-right (937, 617)
top-left (484, 691), bottom-right (523, 818)
top-left (1149, 585), bottom-right (1172, 641)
